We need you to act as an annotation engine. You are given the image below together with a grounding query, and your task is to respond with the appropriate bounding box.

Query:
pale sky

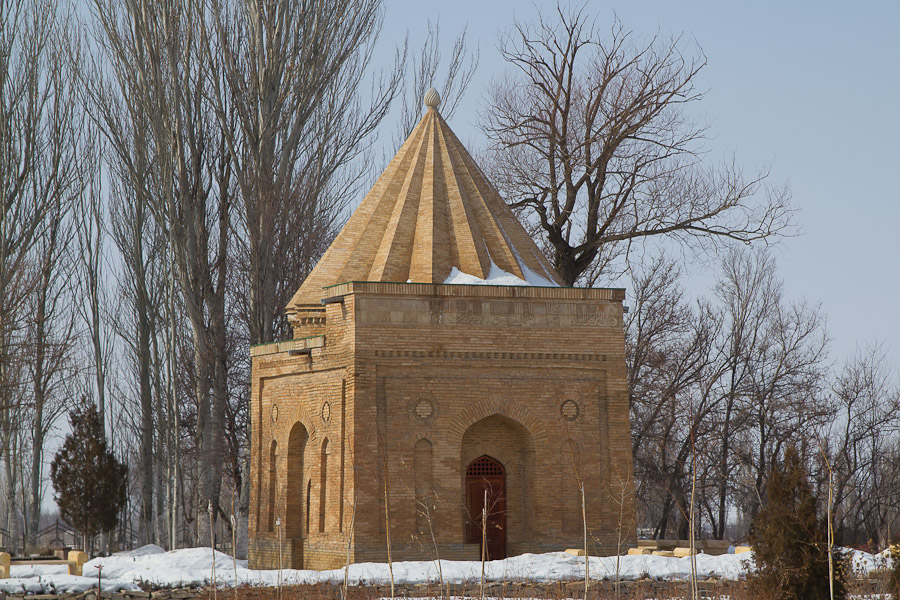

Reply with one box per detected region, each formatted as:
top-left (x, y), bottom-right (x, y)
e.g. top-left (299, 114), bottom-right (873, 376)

top-left (373, 0), bottom-right (900, 364)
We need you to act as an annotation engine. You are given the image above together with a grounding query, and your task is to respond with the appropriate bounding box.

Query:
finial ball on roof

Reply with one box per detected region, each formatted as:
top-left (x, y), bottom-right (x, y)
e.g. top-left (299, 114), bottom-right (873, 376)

top-left (424, 87), bottom-right (441, 110)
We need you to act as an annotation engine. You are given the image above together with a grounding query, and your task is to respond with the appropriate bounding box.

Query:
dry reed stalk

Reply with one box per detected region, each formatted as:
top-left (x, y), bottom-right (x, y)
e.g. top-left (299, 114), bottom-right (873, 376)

top-left (480, 489), bottom-right (487, 600)
top-left (581, 482), bottom-right (589, 600)
top-left (342, 481), bottom-right (358, 600)
top-left (382, 453), bottom-right (394, 599)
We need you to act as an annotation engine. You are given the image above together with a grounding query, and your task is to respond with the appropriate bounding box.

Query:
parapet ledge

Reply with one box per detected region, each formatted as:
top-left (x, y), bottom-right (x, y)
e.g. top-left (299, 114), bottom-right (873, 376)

top-left (250, 335), bottom-right (325, 358)
top-left (316, 281), bottom-right (625, 302)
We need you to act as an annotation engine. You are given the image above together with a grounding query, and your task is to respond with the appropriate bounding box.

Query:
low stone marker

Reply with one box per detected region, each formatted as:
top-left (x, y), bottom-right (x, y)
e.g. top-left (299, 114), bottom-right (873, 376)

top-left (702, 540), bottom-right (731, 555)
top-left (0, 551), bottom-right (88, 578)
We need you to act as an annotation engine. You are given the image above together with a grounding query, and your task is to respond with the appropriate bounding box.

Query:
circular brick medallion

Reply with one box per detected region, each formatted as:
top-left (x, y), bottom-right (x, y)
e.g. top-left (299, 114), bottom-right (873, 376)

top-left (321, 401), bottom-right (332, 424)
top-left (560, 399), bottom-right (580, 421)
top-left (414, 398), bottom-right (435, 420)
top-left (271, 404), bottom-right (278, 423)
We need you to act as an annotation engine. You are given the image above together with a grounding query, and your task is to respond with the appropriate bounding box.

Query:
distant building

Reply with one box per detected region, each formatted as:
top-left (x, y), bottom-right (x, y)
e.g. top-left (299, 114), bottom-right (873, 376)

top-left (247, 89), bottom-right (635, 570)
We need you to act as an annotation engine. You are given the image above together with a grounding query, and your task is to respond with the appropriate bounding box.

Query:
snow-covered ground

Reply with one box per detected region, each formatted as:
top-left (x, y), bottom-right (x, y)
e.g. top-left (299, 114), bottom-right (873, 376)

top-left (1, 545), bottom-right (893, 595)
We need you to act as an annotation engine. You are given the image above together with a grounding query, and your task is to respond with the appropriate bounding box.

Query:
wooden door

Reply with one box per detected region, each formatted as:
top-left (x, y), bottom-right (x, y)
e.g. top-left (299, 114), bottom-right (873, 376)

top-left (466, 455), bottom-right (506, 560)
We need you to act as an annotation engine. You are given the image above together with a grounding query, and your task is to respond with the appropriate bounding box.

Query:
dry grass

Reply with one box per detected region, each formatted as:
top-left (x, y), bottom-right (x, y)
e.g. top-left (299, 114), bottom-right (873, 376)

top-left (198, 573), bottom-right (893, 600)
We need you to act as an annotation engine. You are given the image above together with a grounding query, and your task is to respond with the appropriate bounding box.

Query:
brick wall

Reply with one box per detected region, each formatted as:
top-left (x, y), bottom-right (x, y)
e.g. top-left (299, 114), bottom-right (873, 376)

top-left (249, 283), bottom-right (635, 569)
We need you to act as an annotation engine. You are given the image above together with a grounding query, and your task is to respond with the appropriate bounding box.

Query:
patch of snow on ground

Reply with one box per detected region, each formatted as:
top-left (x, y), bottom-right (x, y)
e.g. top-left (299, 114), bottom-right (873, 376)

top-left (444, 263), bottom-right (557, 287)
top-left (113, 544), bottom-right (167, 557)
top-left (3, 545), bottom-right (892, 593)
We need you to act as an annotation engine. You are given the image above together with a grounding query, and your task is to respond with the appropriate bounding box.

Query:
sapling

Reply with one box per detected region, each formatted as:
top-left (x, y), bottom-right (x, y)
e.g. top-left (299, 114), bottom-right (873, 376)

top-left (611, 471), bottom-right (633, 600)
top-left (816, 436), bottom-right (836, 600)
top-left (422, 499), bottom-right (444, 600)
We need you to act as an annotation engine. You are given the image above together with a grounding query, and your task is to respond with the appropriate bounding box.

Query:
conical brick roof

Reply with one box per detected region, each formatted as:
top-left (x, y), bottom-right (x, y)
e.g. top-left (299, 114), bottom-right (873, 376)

top-left (287, 90), bottom-right (562, 310)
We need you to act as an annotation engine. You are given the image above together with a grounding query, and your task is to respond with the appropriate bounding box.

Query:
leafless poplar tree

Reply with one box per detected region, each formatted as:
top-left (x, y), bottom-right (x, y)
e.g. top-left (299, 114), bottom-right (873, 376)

top-left (73, 146), bottom-right (113, 427)
top-left (24, 183), bottom-right (81, 551)
top-left (483, 5), bottom-right (794, 285)
top-left (1, 0), bottom-right (87, 551)
top-left (202, 0), bottom-right (400, 344)
top-left (198, 0), bottom-right (409, 554)
top-left (90, 0), bottom-right (233, 543)
top-left (84, 2), bottom-right (171, 546)
top-left (707, 249), bottom-right (780, 539)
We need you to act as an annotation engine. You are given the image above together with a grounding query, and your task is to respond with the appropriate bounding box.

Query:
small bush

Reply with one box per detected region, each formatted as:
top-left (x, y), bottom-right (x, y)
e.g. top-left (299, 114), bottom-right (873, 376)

top-left (890, 543), bottom-right (900, 600)
top-left (748, 444), bottom-right (847, 600)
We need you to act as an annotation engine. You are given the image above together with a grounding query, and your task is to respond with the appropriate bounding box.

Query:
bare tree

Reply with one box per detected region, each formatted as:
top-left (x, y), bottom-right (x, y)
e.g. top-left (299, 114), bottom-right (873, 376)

top-left (73, 144), bottom-right (113, 428)
top-left (0, 351), bottom-right (27, 554)
top-left (199, 0), bottom-right (407, 555)
top-left (0, 0), bottom-right (87, 550)
top-left (728, 251), bottom-right (829, 522)
top-left (827, 344), bottom-right (900, 546)
top-left (393, 19), bottom-right (478, 146)
top-left (83, 1), bottom-right (175, 546)
top-left (201, 0), bottom-right (400, 344)
top-left (24, 188), bottom-right (80, 550)
top-left (483, 5), bottom-right (794, 285)
top-left (626, 256), bottom-right (721, 538)
top-left (707, 248), bottom-right (779, 539)
top-left (627, 249), bottom-right (831, 541)
top-left (90, 0), bottom-right (233, 543)
top-left (108, 158), bottom-right (166, 545)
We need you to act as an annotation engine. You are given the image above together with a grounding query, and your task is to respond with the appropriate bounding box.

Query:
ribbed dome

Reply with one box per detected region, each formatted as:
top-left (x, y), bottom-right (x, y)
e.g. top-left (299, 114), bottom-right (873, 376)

top-left (287, 103), bottom-right (563, 310)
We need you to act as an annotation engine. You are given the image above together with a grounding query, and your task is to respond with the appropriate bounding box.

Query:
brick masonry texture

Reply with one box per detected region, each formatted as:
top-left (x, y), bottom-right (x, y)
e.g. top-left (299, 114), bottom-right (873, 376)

top-left (286, 106), bottom-right (562, 311)
top-left (248, 284), bottom-right (636, 570)
top-left (248, 102), bottom-right (635, 570)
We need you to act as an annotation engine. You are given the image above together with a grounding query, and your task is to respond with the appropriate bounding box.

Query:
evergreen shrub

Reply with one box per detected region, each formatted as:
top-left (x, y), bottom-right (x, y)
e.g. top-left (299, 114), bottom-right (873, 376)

top-left (748, 444), bottom-right (847, 600)
top-left (50, 402), bottom-right (128, 545)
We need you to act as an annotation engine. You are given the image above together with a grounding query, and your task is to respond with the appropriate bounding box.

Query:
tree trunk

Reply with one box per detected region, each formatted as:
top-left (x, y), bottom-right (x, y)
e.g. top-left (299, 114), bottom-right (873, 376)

top-left (27, 266), bottom-right (49, 552)
top-left (138, 299), bottom-right (154, 544)
top-left (4, 437), bottom-right (19, 555)
top-left (236, 451), bottom-right (250, 559)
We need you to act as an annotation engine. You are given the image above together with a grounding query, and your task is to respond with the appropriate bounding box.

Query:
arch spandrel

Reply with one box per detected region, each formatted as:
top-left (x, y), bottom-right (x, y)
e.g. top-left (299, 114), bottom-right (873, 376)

top-left (445, 397), bottom-right (547, 452)
top-left (270, 406), bottom-right (320, 449)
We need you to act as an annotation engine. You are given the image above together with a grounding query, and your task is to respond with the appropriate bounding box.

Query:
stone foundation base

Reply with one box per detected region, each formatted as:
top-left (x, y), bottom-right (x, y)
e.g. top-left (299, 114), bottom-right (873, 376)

top-left (249, 534), bottom-right (629, 571)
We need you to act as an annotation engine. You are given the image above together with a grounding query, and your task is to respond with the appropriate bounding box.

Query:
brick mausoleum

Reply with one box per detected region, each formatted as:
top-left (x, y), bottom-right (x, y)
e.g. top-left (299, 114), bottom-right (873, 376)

top-left (247, 89), bottom-right (635, 570)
